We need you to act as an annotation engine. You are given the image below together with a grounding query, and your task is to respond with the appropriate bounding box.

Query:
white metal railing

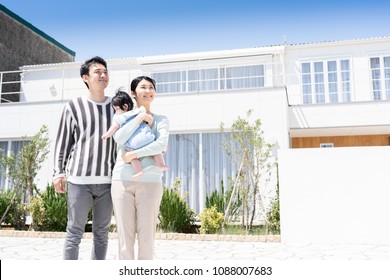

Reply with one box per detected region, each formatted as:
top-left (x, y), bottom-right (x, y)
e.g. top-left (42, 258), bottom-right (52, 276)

top-left (0, 70), bottom-right (22, 103)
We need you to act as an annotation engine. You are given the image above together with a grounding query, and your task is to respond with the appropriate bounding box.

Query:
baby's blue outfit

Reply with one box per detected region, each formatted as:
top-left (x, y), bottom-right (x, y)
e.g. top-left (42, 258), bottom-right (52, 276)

top-left (113, 107), bottom-right (155, 150)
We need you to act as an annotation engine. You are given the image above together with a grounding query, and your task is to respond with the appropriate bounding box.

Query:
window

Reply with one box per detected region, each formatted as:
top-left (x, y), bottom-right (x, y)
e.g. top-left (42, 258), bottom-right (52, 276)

top-left (0, 140), bottom-right (30, 189)
top-left (225, 65), bottom-right (265, 89)
top-left (152, 64), bottom-right (265, 94)
top-left (314, 62), bottom-right (325, 103)
top-left (320, 143), bottom-right (334, 148)
top-left (301, 63), bottom-right (312, 104)
top-left (370, 56), bottom-right (390, 100)
top-left (340, 60), bottom-right (351, 102)
top-left (153, 71), bottom-right (186, 94)
top-left (188, 68), bottom-right (219, 92)
top-left (163, 132), bottom-right (236, 213)
top-left (301, 59), bottom-right (351, 104)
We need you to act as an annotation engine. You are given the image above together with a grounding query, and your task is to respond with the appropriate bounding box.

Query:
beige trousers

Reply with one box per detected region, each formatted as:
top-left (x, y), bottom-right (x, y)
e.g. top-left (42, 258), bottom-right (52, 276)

top-left (111, 180), bottom-right (163, 260)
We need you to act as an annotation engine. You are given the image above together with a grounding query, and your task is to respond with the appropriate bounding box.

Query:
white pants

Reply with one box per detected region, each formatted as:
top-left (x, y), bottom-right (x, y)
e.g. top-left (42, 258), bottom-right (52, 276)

top-left (111, 180), bottom-right (163, 260)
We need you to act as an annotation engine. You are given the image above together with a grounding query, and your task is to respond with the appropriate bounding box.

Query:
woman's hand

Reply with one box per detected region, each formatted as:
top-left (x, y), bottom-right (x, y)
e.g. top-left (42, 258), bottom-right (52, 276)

top-left (142, 113), bottom-right (154, 126)
top-left (136, 112), bottom-right (154, 126)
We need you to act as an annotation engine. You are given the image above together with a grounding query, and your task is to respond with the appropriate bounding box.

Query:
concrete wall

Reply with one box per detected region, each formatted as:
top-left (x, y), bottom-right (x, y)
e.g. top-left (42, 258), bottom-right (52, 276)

top-left (279, 146), bottom-right (390, 245)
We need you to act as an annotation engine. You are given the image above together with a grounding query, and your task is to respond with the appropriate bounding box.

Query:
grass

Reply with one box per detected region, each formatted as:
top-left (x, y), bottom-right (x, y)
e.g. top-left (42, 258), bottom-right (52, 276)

top-left (157, 224), bottom-right (278, 235)
top-left (220, 224), bottom-right (270, 235)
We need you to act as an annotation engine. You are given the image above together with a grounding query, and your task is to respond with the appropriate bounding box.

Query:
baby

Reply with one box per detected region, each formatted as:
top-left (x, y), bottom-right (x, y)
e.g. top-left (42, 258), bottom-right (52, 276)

top-left (102, 90), bottom-right (169, 178)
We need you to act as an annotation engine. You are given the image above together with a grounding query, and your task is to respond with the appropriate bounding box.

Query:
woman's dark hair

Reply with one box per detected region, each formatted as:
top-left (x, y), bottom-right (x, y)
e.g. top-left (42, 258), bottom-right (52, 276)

top-left (130, 76), bottom-right (156, 92)
top-left (80, 56), bottom-right (107, 88)
top-left (111, 89), bottom-right (134, 111)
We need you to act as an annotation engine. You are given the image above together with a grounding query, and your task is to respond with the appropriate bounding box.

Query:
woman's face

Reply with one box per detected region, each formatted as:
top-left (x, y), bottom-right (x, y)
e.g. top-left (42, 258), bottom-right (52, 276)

top-left (133, 79), bottom-right (155, 107)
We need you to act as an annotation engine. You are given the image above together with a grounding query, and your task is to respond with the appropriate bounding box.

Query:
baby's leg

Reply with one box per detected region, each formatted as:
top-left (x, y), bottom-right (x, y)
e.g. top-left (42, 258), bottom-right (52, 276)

top-left (131, 158), bottom-right (144, 179)
top-left (153, 154), bottom-right (169, 171)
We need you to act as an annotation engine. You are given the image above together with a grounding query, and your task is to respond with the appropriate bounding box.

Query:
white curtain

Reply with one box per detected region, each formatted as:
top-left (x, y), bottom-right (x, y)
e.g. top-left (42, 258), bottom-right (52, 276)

top-left (188, 68), bottom-right (219, 92)
top-left (163, 132), bottom-right (236, 213)
top-left (0, 141), bottom-right (8, 188)
top-left (163, 133), bottom-right (200, 211)
top-left (152, 71), bottom-right (185, 94)
top-left (225, 65), bottom-right (265, 89)
top-left (0, 140), bottom-right (29, 189)
top-left (201, 133), bottom-right (236, 200)
top-left (153, 64), bottom-right (265, 94)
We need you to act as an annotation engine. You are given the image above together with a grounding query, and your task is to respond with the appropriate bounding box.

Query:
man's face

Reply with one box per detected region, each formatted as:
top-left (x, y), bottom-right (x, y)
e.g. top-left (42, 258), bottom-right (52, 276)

top-left (83, 63), bottom-right (109, 90)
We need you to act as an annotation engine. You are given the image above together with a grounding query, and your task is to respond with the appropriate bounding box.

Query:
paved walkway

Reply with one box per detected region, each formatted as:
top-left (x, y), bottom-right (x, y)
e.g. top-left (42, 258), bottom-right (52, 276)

top-left (1, 231), bottom-right (390, 260)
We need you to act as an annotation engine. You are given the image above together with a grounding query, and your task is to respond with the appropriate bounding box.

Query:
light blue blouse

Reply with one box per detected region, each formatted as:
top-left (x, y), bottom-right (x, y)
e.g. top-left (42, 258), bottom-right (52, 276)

top-left (112, 114), bottom-right (169, 182)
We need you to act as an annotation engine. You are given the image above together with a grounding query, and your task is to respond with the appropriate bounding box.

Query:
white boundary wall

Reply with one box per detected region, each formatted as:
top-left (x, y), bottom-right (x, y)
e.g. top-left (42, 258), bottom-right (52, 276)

top-left (279, 146), bottom-right (390, 245)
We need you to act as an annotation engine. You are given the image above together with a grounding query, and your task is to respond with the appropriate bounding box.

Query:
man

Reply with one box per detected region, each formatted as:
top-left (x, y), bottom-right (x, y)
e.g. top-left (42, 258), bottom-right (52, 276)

top-left (53, 56), bottom-right (116, 260)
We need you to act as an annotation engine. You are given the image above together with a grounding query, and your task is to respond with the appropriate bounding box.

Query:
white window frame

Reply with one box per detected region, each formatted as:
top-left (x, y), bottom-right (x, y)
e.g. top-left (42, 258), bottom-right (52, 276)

top-left (149, 55), bottom-right (272, 94)
top-left (300, 58), bottom-right (351, 104)
top-left (369, 55), bottom-right (390, 101)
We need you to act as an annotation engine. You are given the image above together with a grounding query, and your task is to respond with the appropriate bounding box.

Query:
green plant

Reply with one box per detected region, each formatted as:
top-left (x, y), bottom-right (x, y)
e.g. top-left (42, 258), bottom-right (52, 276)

top-left (12, 196), bottom-right (26, 230)
top-left (266, 182), bottom-right (280, 234)
top-left (0, 188), bottom-right (16, 226)
top-left (29, 196), bottom-right (46, 228)
top-left (0, 125), bottom-right (50, 229)
top-left (222, 224), bottom-right (267, 235)
top-left (28, 183), bottom-right (67, 231)
top-left (158, 178), bottom-right (195, 233)
top-left (205, 180), bottom-right (226, 213)
top-left (205, 179), bottom-right (241, 219)
top-left (199, 205), bottom-right (224, 234)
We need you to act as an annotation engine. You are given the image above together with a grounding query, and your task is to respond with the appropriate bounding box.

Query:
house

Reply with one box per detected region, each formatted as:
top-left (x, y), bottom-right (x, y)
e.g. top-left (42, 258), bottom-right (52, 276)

top-left (1, 36), bottom-right (390, 228)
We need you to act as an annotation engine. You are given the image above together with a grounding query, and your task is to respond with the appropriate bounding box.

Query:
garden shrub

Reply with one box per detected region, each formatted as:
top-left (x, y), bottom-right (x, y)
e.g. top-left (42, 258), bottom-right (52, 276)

top-left (205, 181), bottom-right (226, 213)
top-left (205, 179), bottom-right (241, 221)
top-left (29, 183), bottom-right (67, 231)
top-left (0, 188), bottom-right (16, 225)
top-left (158, 178), bottom-right (195, 233)
top-left (199, 205), bottom-right (224, 234)
top-left (265, 185), bottom-right (280, 234)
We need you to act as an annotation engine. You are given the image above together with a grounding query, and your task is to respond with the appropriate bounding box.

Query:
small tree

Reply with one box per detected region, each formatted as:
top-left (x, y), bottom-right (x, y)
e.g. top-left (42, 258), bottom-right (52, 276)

top-left (220, 110), bottom-right (275, 232)
top-left (0, 125), bottom-right (50, 230)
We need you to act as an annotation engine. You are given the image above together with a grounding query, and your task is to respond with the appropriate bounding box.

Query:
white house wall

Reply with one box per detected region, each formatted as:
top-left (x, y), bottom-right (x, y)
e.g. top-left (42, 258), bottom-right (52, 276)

top-left (289, 101), bottom-right (390, 137)
top-left (2, 37), bottom-right (390, 227)
top-left (279, 146), bottom-right (390, 245)
top-left (0, 77), bottom-right (290, 192)
top-left (0, 100), bottom-right (67, 188)
top-left (20, 60), bottom-right (140, 102)
top-left (156, 88), bottom-right (289, 140)
top-left (285, 38), bottom-right (390, 105)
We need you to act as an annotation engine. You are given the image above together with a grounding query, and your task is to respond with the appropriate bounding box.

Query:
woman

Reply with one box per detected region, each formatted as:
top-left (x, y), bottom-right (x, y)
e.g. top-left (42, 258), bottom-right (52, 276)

top-left (111, 76), bottom-right (169, 260)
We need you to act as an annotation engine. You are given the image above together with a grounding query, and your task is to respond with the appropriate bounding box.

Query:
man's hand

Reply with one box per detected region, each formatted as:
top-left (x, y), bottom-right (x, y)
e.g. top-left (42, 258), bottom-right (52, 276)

top-left (54, 176), bottom-right (67, 193)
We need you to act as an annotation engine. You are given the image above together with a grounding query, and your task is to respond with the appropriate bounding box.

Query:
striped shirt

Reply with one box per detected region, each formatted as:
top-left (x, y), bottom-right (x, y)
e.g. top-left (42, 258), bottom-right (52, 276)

top-left (53, 96), bottom-right (116, 185)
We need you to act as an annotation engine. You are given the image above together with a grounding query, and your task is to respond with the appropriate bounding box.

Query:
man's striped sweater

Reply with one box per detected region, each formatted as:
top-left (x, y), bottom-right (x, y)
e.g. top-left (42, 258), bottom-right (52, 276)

top-left (53, 96), bottom-right (116, 184)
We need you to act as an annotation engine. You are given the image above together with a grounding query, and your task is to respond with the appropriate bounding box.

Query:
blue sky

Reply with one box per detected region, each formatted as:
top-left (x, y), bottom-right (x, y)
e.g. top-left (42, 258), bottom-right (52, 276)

top-left (2, 0), bottom-right (390, 62)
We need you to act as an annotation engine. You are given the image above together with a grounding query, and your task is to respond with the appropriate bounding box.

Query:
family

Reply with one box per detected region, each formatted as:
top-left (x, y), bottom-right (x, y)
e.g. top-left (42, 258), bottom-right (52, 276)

top-left (52, 56), bottom-right (169, 260)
